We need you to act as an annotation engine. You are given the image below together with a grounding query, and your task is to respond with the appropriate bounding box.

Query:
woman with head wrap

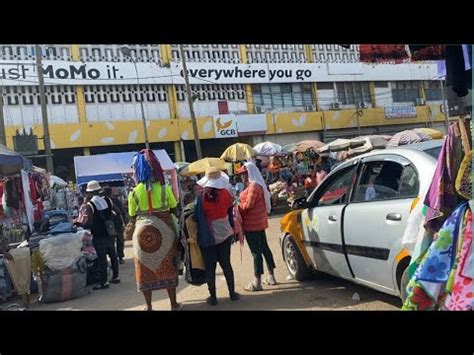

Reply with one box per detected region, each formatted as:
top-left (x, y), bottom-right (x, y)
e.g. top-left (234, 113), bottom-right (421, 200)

top-left (237, 162), bottom-right (277, 291)
top-left (128, 149), bottom-right (182, 311)
top-left (194, 167), bottom-right (241, 306)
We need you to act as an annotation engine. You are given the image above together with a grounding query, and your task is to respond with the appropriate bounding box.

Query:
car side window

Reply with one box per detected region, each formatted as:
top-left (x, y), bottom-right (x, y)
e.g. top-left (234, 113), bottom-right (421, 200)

top-left (353, 161), bottom-right (405, 203)
top-left (398, 165), bottom-right (419, 198)
top-left (309, 166), bottom-right (357, 208)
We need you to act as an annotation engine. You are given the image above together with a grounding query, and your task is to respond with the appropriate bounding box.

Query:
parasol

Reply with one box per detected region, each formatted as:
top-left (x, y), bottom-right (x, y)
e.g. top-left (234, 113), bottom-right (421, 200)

top-left (220, 143), bottom-right (256, 162)
top-left (414, 128), bottom-right (444, 140)
top-left (294, 140), bottom-right (325, 152)
top-left (179, 158), bottom-right (226, 176)
top-left (387, 129), bottom-right (431, 147)
top-left (253, 141), bottom-right (282, 156)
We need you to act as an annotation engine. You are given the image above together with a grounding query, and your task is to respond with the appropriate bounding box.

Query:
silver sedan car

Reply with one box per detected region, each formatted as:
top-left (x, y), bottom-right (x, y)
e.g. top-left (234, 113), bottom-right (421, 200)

top-left (280, 140), bottom-right (442, 300)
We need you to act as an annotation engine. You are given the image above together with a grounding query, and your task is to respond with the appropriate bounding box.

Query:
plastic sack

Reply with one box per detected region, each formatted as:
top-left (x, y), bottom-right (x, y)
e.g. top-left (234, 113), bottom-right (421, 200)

top-left (76, 229), bottom-right (97, 261)
top-left (39, 233), bottom-right (83, 271)
top-left (39, 256), bottom-right (88, 303)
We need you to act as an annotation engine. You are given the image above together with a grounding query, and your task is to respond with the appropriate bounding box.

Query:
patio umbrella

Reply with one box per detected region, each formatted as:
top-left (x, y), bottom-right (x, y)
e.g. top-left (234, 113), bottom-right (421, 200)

top-left (253, 141), bottom-right (282, 156)
top-left (281, 143), bottom-right (298, 154)
top-left (387, 130), bottom-right (431, 147)
top-left (49, 175), bottom-right (68, 188)
top-left (220, 143), bottom-right (256, 162)
top-left (295, 140), bottom-right (325, 152)
top-left (174, 162), bottom-right (190, 173)
top-left (0, 144), bottom-right (25, 176)
top-left (180, 158), bottom-right (226, 176)
top-left (415, 128), bottom-right (444, 140)
top-left (317, 138), bottom-right (352, 153)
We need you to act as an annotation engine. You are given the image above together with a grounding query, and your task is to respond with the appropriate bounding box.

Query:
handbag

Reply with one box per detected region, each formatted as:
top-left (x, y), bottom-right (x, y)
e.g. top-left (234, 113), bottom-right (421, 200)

top-left (88, 200), bottom-right (118, 237)
top-left (124, 219), bottom-right (136, 241)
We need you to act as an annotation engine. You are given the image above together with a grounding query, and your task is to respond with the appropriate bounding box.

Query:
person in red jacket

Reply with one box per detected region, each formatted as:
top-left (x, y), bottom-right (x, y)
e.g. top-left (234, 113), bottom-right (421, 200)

top-left (237, 162), bottom-right (277, 292)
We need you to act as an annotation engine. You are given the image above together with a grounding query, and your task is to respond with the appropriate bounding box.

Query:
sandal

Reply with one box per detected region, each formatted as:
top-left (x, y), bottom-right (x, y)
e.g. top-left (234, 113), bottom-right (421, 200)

top-left (245, 282), bottom-right (263, 292)
top-left (142, 306), bottom-right (152, 311)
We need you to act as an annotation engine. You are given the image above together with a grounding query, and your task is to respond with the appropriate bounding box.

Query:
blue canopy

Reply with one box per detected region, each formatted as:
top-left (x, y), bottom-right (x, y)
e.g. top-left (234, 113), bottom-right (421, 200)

top-left (0, 144), bottom-right (25, 176)
top-left (74, 150), bottom-right (175, 186)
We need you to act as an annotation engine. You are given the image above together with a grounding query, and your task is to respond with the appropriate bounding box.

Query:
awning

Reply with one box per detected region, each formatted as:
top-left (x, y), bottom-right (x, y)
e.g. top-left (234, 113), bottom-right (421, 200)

top-left (0, 144), bottom-right (25, 176)
top-left (74, 150), bottom-right (175, 186)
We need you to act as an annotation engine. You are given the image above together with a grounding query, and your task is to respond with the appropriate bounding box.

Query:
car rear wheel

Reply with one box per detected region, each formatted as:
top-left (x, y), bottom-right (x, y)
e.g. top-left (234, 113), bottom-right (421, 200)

top-left (283, 235), bottom-right (312, 281)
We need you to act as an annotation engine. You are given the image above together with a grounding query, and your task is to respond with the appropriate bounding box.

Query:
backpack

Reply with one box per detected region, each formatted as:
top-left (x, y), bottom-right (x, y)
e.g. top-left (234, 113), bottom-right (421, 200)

top-left (88, 198), bottom-right (117, 237)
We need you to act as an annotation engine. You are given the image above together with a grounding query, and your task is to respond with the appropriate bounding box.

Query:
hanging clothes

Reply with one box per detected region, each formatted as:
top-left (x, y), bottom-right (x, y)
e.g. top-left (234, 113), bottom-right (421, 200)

top-left (443, 210), bottom-right (473, 310)
top-left (409, 45), bottom-right (446, 61)
top-left (5, 179), bottom-right (20, 210)
top-left (403, 202), bottom-right (470, 310)
top-left (423, 123), bottom-right (464, 233)
top-left (445, 45), bottom-right (472, 98)
top-left (456, 151), bottom-right (472, 201)
top-left (359, 44), bottom-right (409, 63)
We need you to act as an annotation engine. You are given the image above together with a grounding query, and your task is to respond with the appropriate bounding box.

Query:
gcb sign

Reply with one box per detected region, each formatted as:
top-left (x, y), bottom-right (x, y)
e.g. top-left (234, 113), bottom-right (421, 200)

top-left (213, 115), bottom-right (238, 138)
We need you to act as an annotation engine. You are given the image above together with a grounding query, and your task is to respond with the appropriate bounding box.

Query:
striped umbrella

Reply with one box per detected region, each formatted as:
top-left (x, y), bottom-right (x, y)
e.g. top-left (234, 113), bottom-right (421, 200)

top-left (387, 130), bottom-right (431, 147)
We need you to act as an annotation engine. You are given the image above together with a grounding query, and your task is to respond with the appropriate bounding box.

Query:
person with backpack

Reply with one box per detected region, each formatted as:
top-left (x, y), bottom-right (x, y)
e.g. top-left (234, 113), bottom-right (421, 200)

top-left (103, 187), bottom-right (126, 264)
top-left (82, 180), bottom-right (120, 290)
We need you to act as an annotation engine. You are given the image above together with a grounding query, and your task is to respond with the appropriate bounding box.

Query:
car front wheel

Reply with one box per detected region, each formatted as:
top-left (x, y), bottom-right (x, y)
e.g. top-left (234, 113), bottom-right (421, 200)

top-left (283, 234), bottom-right (312, 281)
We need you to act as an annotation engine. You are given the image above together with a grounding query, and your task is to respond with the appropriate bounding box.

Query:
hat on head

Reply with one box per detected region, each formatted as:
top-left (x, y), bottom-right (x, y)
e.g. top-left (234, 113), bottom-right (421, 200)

top-left (86, 180), bottom-right (102, 192)
top-left (198, 167), bottom-right (230, 190)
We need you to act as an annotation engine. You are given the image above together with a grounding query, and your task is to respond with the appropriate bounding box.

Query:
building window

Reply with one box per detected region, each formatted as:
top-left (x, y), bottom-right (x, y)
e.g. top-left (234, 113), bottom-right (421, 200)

top-left (392, 81), bottom-right (421, 103)
top-left (424, 81), bottom-right (443, 101)
top-left (317, 82), bottom-right (334, 90)
top-left (252, 83), bottom-right (313, 109)
top-left (336, 82), bottom-right (371, 105)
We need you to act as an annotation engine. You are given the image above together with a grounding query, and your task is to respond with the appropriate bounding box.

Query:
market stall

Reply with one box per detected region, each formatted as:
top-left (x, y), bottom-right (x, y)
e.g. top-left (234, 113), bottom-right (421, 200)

top-left (74, 149), bottom-right (179, 202)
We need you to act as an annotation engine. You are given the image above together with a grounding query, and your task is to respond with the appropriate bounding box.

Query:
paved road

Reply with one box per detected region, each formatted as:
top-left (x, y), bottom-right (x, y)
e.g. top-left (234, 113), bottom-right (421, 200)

top-left (32, 216), bottom-right (401, 311)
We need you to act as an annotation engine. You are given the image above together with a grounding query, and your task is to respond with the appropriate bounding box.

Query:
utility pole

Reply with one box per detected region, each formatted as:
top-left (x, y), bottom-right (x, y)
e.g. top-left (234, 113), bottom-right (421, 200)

top-left (35, 45), bottom-right (54, 174)
top-left (0, 84), bottom-right (6, 146)
top-left (179, 45), bottom-right (202, 160)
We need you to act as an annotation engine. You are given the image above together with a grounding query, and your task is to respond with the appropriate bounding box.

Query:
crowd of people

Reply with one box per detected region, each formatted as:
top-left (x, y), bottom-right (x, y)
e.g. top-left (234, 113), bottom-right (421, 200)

top-left (70, 148), bottom-right (283, 310)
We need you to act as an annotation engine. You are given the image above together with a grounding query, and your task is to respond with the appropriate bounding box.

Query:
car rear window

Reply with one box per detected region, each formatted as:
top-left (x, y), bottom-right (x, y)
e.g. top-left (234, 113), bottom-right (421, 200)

top-left (424, 147), bottom-right (442, 160)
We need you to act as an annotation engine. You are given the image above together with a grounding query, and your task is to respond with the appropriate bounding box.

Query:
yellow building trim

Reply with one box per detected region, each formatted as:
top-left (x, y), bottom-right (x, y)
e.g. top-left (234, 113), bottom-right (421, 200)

top-left (160, 44), bottom-right (172, 63)
top-left (2, 105), bottom-right (446, 151)
top-left (419, 81), bottom-right (427, 100)
top-left (303, 45), bottom-right (319, 112)
top-left (173, 141), bottom-right (182, 162)
top-left (369, 81), bottom-right (376, 107)
top-left (177, 117), bottom-right (215, 140)
top-left (167, 85), bottom-right (179, 119)
top-left (274, 112), bottom-right (324, 133)
top-left (75, 86), bottom-right (87, 123)
top-left (161, 44), bottom-right (182, 159)
top-left (71, 45), bottom-right (87, 124)
top-left (240, 45), bottom-right (255, 114)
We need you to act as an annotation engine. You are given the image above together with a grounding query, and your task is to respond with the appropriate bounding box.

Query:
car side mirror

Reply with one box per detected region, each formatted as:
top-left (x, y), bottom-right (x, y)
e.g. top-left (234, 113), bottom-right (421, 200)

top-left (292, 197), bottom-right (308, 210)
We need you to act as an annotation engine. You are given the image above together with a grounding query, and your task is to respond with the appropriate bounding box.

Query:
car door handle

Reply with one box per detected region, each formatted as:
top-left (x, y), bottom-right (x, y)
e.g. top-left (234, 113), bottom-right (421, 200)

top-left (328, 215), bottom-right (338, 222)
top-left (386, 213), bottom-right (402, 221)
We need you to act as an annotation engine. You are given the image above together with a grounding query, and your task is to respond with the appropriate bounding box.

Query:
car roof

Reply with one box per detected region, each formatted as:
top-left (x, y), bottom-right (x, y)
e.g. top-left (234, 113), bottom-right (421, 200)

top-left (334, 141), bottom-right (440, 173)
top-left (401, 139), bottom-right (444, 152)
